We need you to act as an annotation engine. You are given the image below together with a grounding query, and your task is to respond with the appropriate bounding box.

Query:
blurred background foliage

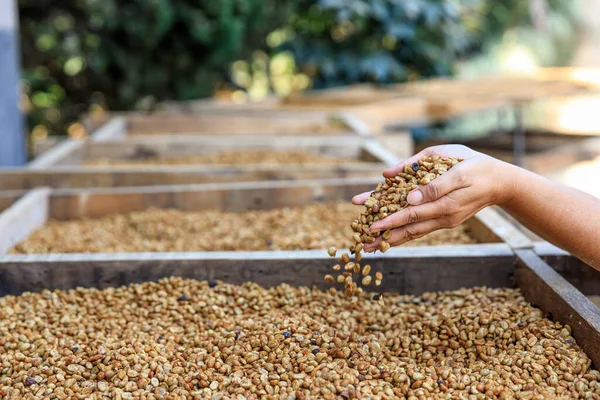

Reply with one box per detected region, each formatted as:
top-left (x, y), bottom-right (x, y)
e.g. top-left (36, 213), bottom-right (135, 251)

top-left (18, 0), bottom-right (581, 140)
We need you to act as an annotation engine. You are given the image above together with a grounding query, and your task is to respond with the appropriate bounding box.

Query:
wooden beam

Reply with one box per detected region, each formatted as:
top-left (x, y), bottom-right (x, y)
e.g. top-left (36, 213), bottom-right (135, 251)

top-left (335, 112), bottom-right (372, 136)
top-left (362, 139), bottom-right (402, 167)
top-left (27, 138), bottom-right (87, 169)
top-left (534, 241), bottom-right (569, 257)
top-left (515, 249), bottom-right (600, 368)
top-left (343, 97), bottom-right (429, 129)
top-left (124, 114), bottom-right (353, 135)
top-left (0, 245), bottom-right (514, 296)
top-left (0, 188), bottom-right (49, 255)
top-left (90, 116), bottom-right (127, 142)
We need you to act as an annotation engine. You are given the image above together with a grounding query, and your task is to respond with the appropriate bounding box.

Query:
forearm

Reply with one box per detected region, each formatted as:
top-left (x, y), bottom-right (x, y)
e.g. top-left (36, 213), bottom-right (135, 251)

top-left (500, 163), bottom-right (600, 269)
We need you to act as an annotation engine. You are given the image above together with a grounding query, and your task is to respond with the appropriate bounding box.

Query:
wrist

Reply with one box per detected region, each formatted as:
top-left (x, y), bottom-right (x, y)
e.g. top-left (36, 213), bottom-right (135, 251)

top-left (489, 159), bottom-right (523, 206)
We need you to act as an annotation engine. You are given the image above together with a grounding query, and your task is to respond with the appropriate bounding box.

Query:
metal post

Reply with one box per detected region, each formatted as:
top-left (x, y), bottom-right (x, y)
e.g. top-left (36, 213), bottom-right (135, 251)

top-left (513, 103), bottom-right (525, 168)
top-left (0, 0), bottom-right (26, 166)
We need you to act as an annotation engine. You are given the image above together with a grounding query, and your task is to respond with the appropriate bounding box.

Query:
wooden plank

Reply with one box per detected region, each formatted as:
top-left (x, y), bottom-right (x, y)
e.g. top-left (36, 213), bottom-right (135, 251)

top-left (515, 249), bottom-right (600, 368)
top-left (124, 114), bottom-right (353, 135)
top-left (534, 241), bottom-right (569, 256)
top-left (80, 135), bottom-right (379, 162)
top-left (90, 116), bottom-right (127, 142)
top-left (282, 84), bottom-right (398, 107)
top-left (362, 139), bottom-right (402, 166)
top-left (369, 133), bottom-right (414, 161)
top-left (0, 188), bottom-right (49, 255)
top-left (27, 138), bottom-right (87, 169)
top-left (425, 97), bottom-right (510, 121)
top-left (0, 244), bottom-right (514, 296)
top-left (168, 101), bottom-right (353, 117)
top-left (160, 92), bottom-right (392, 114)
top-left (336, 112), bottom-right (372, 136)
top-left (344, 97), bottom-right (429, 128)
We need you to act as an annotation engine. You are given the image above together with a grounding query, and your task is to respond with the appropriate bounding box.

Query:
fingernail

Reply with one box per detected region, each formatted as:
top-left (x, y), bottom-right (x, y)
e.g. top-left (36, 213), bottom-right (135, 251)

top-left (407, 190), bottom-right (423, 205)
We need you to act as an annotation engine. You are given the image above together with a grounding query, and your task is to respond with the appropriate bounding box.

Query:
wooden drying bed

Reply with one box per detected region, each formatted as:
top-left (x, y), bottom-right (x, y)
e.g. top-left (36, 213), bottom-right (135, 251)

top-left (5, 136), bottom-right (401, 191)
top-left (0, 232), bottom-right (598, 367)
top-left (28, 109), bottom-right (383, 170)
top-left (0, 178), bottom-right (530, 254)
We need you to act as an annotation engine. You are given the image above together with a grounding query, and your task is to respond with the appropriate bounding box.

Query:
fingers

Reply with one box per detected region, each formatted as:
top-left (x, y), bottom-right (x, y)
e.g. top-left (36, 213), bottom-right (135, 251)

top-left (351, 191), bottom-right (372, 205)
top-left (364, 219), bottom-right (445, 252)
top-left (407, 166), bottom-right (467, 206)
top-left (382, 148), bottom-right (434, 178)
top-left (381, 144), bottom-right (477, 179)
top-left (369, 201), bottom-right (444, 233)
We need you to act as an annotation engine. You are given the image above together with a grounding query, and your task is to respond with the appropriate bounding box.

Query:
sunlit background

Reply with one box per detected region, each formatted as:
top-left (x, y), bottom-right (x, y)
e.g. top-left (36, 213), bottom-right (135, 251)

top-left (17, 0), bottom-right (600, 198)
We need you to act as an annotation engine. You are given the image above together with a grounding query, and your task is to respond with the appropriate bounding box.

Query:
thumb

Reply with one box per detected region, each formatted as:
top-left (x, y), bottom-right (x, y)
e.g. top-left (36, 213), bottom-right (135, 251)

top-left (407, 168), bottom-right (465, 205)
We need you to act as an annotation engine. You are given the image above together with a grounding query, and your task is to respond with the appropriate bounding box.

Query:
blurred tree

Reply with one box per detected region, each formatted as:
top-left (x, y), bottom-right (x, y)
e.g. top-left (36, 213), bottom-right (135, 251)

top-left (19, 0), bottom-right (299, 137)
top-left (276, 0), bottom-right (580, 88)
top-left (278, 0), bottom-right (469, 87)
top-left (18, 0), bottom-right (580, 140)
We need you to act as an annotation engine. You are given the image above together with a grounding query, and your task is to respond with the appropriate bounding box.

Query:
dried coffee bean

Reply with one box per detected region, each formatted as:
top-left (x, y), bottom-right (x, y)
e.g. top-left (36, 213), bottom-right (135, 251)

top-left (328, 247), bottom-right (337, 257)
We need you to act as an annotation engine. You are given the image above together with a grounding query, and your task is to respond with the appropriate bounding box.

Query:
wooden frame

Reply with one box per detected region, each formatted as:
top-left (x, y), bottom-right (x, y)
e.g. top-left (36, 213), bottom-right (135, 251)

top-left (0, 178), bottom-right (531, 256)
top-left (28, 109), bottom-right (373, 170)
top-left (5, 136), bottom-right (404, 191)
top-left (81, 111), bottom-right (359, 140)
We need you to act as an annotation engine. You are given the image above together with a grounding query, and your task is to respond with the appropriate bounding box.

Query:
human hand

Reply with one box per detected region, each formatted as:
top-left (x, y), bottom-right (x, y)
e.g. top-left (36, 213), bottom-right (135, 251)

top-left (352, 145), bottom-right (517, 252)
